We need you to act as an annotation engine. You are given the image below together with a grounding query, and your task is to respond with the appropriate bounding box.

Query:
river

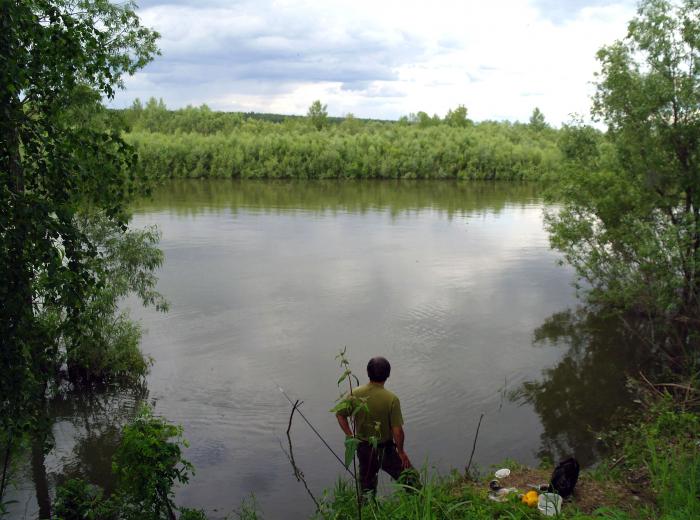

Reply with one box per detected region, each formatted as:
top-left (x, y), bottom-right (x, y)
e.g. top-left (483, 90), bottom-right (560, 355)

top-left (8, 180), bottom-right (648, 519)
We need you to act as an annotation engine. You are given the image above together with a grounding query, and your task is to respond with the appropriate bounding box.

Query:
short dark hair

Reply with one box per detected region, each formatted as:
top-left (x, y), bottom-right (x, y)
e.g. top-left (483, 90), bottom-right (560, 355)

top-left (367, 357), bottom-right (391, 382)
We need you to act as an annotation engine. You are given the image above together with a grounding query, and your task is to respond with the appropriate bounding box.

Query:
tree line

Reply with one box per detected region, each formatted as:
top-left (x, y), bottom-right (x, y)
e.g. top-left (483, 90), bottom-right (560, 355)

top-left (115, 99), bottom-right (564, 181)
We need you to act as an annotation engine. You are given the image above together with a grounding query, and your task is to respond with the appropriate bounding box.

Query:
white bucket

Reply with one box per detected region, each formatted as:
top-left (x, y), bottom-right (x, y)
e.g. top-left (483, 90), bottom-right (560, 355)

top-left (537, 492), bottom-right (562, 516)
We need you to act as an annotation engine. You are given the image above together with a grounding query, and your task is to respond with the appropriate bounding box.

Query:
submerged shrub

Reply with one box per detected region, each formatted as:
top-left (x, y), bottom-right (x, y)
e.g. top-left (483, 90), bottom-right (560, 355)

top-left (113, 406), bottom-right (194, 520)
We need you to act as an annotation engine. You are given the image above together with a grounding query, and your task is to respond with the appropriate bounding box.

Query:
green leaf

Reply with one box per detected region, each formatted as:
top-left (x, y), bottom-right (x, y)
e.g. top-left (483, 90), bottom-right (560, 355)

top-left (344, 437), bottom-right (360, 468)
top-left (329, 401), bottom-right (350, 414)
top-left (350, 402), bottom-right (368, 417)
top-left (337, 369), bottom-right (351, 386)
top-left (368, 436), bottom-right (378, 450)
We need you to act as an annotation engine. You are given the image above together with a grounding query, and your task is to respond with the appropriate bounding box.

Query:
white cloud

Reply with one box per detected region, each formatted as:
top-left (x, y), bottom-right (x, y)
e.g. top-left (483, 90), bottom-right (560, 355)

top-left (113, 0), bottom-right (637, 124)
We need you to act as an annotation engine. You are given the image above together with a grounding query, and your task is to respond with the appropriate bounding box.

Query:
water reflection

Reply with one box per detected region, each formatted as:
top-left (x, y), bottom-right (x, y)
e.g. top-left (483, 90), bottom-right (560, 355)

top-left (51, 382), bottom-right (148, 492)
top-left (133, 179), bottom-right (540, 218)
top-left (8, 382), bottom-right (147, 518)
top-left (513, 308), bottom-right (654, 466)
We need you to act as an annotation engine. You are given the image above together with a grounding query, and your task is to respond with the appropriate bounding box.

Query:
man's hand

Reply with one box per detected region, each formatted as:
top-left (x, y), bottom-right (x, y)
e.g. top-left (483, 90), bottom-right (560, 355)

top-left (391, 425), bottom-right (412, 469)
top-left (397, 449), bottom-right (412, 470)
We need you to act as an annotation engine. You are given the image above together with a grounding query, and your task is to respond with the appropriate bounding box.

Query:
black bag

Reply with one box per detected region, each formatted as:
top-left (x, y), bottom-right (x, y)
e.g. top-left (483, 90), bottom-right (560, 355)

top-left (549, 457), bottom-right (580, 498)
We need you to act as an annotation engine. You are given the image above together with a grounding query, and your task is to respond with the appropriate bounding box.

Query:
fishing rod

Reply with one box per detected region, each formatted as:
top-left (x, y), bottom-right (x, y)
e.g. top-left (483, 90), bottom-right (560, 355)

top-left (275, 383), bottom-right (353, 476)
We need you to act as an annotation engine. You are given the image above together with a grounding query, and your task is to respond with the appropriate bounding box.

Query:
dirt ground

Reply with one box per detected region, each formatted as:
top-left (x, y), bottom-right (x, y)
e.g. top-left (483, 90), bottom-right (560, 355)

top-left (456, 465), bottom-right (657, 517)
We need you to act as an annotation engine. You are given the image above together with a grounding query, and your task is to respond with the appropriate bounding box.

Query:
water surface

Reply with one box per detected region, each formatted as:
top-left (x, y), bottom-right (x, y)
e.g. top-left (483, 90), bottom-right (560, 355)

top-left (10, 180), bottom-right (648, 519)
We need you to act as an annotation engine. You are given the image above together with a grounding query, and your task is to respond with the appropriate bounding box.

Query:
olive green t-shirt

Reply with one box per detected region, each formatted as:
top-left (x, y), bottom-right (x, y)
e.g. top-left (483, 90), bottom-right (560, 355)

top-left (339, 382), bottom-right (403, 442)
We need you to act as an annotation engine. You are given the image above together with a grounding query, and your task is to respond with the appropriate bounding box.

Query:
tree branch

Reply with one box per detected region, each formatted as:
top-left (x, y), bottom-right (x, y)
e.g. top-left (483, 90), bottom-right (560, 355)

top-left (282, 400), bottom-right (320, 511)
top-left (0, 431), bottom-right (13, 502)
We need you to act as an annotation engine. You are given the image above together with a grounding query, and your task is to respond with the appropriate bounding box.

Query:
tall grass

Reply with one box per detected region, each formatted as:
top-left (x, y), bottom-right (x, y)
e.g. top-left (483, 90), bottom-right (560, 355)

top-left (319, 474), bottom-right (544, 520)
top-left (641, 407), bottom-right (700, 520)
top-left (646, 442), bottom-right (699, 520)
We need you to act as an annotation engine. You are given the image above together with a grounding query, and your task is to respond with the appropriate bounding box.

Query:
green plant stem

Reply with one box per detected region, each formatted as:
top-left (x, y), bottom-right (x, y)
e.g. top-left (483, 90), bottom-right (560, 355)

top-left (346, 369), bottom-right (362, 520)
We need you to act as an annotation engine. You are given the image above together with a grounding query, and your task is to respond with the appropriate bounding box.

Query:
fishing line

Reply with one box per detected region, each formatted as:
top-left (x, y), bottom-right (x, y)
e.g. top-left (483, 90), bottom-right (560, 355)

top-left (275, 382), bottom-right (353, 475)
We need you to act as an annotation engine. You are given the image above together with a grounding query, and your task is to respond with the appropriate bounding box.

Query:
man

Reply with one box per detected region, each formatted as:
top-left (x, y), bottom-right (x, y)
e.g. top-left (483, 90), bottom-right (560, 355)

top-left (335, 356), bottom-right (417, 494)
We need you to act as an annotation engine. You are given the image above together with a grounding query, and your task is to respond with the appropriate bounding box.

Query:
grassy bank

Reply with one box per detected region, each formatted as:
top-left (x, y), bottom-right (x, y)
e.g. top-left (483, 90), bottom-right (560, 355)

top-left (43, 380), bottom-right (697, 520)
top-left (115, 102), bottom-right (565, 181)
top-left (272, 395), bottom-right (698, 520)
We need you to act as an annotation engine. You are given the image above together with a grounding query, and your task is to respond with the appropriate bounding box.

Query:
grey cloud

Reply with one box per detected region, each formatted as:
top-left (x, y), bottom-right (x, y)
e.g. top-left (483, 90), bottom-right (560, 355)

top-left (340, 80), bottom-right (372, 92)
top-left (339, 81), bottom-right (406, 98)
top-left (143, 54), bottom-right (397, 85)
top-left (119, 1), bottom-right (426, 110)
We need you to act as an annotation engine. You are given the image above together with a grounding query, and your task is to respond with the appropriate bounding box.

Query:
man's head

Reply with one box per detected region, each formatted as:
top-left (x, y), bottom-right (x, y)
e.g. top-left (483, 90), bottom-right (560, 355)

top-left (367, 356), bottom-right (391, 383)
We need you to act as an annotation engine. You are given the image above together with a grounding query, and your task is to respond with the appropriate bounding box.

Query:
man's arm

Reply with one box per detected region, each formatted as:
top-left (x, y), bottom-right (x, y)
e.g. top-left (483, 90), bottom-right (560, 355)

top-left (391, 425), bottom-right (412, 469)
top-left (336, 414), bottom-right (354, 437)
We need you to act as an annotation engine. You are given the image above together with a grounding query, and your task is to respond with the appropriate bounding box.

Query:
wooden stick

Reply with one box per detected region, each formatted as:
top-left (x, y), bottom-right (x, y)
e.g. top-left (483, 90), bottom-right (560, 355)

top-left (608, 455), bottom-right (626, 470)
top-left (638, 372), bottom-right (664, 396)
top-left (652, 383), bottom-right (698, 393)
top-left (0, 431), bottom-right (12, 501)
top-left (285, 400), bottom-right (321, 511)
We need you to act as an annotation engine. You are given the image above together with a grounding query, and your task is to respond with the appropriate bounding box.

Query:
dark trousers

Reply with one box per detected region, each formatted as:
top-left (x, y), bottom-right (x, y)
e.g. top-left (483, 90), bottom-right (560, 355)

top-left (356, 441), bottom-right (419, 494)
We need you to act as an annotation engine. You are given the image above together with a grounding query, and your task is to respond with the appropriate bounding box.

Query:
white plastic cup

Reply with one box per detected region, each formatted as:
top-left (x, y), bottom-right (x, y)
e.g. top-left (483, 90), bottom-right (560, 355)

top-left (494, 468), bottom-right (510, 479)
top-left (537, 492), bottom-right (562, 516)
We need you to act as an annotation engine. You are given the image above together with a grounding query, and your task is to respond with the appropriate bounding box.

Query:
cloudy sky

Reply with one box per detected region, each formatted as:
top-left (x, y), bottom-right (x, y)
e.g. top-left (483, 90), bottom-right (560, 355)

top-left (113, 0), bottom-right (638, 124)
